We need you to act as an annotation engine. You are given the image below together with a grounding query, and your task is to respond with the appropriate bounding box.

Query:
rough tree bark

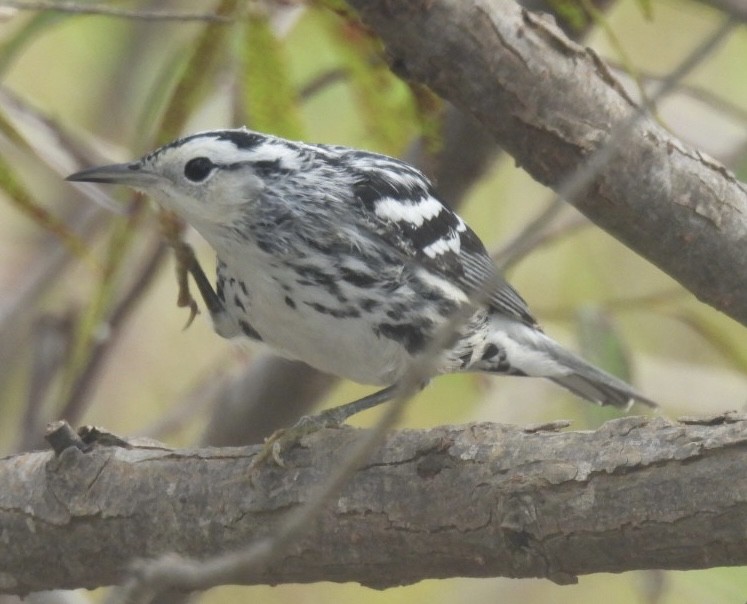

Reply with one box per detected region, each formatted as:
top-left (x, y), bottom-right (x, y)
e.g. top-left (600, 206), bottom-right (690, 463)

top-left (346, 0), bottom-right (747, 325)
top-left (2, 415), bottom-right (747, 595)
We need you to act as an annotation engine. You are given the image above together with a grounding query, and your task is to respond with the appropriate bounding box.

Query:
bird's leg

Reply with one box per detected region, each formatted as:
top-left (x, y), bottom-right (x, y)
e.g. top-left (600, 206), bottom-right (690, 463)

top-left (184, 252), bottom-right (245, 339)
top-left (182, 249), bottom-right (223, 317)
top-left (167, 232), bottom-right (244, 339)
top-left (159, 210), bottom-right (202, 328)
top-left (248, 384), bottom-right (401, 473)
top-left (308, 384), bottom-right (398, 425)
top-left (159, 209), bottom-right (236, 336)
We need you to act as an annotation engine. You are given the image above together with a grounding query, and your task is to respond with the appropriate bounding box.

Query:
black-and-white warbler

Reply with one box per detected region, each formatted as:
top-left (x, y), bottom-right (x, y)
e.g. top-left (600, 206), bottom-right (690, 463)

top-left (67, 128), bottom-right (656, 418)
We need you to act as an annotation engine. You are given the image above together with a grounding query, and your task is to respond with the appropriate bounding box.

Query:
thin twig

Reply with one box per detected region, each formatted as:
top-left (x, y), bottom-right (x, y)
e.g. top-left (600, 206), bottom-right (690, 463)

top-left (139, 357), bottom-right (238, 440)
top-left (492, 208), bottom-right (588, 271)
top-left (534, 288), bottom-right (685, 321)
top-left (492, 198), bottom-right (565, 271)
top-left (0, 204), bottom-right (102, 344)
top-left (540, 15), bottom-right (737, 209)
top-left (299, 67), bottom-right (349, 100)
top-left (605, 59), bottom-right (747, 128)
top-left (58, 238), bottom-right (168, 425)
top-left (17, 312), bottom-right (76, 452)
top-left (0, 1), bottom-right (232, 22)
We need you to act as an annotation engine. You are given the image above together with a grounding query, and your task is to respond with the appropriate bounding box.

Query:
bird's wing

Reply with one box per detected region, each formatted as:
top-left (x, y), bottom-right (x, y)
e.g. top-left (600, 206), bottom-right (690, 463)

top-left (342, 150), bottom-right (538, 327)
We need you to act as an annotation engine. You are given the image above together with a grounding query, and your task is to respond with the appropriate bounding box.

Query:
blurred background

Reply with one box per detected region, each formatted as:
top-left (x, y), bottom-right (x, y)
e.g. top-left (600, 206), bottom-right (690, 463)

top-left (0, 0), bottom-right (746, 602)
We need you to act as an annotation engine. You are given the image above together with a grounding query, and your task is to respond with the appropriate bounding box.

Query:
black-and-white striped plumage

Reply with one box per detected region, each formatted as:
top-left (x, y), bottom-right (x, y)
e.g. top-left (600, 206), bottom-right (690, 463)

top-left (67, 128), bottom-right (655, 408)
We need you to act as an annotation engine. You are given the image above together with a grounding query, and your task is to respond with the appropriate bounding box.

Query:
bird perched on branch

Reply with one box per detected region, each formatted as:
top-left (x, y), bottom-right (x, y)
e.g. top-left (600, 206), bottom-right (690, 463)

top-left (67, 128), bottom-right (655, 421)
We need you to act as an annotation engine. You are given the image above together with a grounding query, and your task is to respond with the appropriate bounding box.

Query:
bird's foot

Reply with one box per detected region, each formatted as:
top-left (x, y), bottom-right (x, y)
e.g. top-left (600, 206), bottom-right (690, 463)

top-left (247, 407), bottom-right (347, 475)
top-left (247, 386), bottom-right (399, 478)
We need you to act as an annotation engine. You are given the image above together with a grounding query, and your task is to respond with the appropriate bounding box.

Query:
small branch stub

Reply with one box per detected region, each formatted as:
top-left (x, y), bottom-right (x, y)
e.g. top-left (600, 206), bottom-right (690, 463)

top-left (45, 420), bottom-right (88, 454)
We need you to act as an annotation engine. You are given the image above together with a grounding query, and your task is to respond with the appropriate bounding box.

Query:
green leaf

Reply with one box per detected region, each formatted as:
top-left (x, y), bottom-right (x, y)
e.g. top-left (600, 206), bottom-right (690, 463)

top-left (152, 0), bottom-right (239, 146)
top-left (312, 0), bottom-right (356, 17)
top-left (407, 82), bottom-right (444, 157)
top-left (634, 0), bottom-right (654, 20)
top-left (134, 48), bottom-right (194, 149)
top-left (0, 11), bottom-right (69, 75)
top-left (575, 306), bottom-right (636, 426)
top-left (58, 200), bottom-right (148, 408)
top-left (317, 9), bottom-right (416, 154)
top-left (545, 0), bottom-right (589, 32)
top-left (241, 12), bottom-right (304, 139)
top-left (0, 116), bottom-right (97, 269)
top-left (576, 306), bottom-right (632, 381)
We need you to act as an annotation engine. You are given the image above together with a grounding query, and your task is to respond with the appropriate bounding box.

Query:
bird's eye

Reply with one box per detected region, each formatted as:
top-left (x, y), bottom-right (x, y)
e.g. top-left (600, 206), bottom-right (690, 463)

top-left (184, 157), bottom-right (214, 182)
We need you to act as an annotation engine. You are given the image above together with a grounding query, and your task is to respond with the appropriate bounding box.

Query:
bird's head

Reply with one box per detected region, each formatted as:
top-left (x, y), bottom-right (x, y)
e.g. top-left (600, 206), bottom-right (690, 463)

top-left (67, 129), bottom-right (287, 228)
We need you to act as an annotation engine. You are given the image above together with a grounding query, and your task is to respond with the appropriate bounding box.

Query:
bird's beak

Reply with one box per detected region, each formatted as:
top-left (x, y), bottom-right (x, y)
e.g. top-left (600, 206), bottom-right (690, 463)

top-left (66, 162), bottom-right (162, 188)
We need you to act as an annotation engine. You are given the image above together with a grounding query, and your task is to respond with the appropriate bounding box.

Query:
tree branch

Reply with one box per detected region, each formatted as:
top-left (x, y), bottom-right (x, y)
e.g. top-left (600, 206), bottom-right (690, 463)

top-left (346, 0), bottom-right (747, 326)
top-left (2, 414), bottom-right (747, 594)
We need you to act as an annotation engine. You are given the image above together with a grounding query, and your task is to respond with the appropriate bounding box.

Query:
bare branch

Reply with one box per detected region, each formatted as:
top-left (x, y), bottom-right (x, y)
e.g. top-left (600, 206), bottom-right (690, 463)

top-left (3, 415), bottom-right (747, 595)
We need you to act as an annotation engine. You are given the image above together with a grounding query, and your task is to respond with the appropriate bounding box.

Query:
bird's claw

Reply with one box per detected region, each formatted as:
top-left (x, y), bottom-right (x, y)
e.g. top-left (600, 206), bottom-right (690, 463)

top-left (247, 410), bottom-right (344, 476)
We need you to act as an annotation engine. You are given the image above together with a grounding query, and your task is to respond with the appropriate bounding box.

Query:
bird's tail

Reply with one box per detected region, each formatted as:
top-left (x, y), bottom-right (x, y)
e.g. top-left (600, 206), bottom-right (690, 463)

top-left (547, 361), bottom-right (656, 409)
top-left (479, 318), bottom-right (657, 409)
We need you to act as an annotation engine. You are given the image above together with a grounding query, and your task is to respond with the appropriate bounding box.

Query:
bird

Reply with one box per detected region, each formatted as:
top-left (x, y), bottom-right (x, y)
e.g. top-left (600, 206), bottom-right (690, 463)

top-left (67, 127), bottom-right (656, 423)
